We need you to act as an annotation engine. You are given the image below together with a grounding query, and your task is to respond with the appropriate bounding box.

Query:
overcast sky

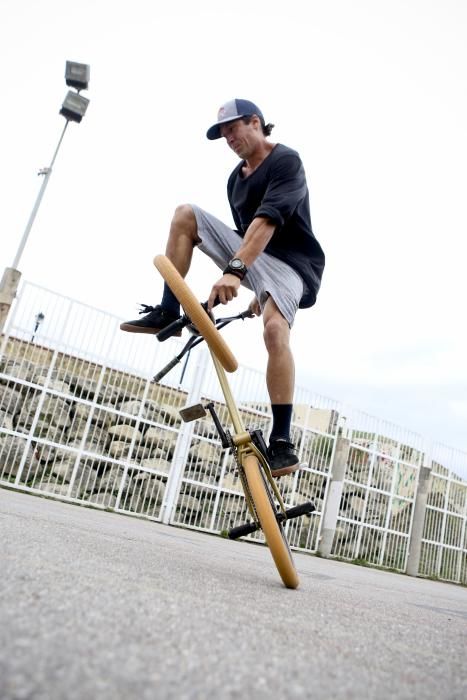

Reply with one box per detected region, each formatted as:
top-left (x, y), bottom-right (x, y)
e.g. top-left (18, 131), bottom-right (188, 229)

top-left (1, 0), bottom-right (466, 466)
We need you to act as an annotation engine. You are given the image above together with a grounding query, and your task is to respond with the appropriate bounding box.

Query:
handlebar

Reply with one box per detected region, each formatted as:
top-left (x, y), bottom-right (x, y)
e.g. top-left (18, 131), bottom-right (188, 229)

top-left (153, 306), bottom-right (255, 382)
top-left (156, 300), bottom-right (216, 342)
top-left (156, 314), bottom-right (191, 342)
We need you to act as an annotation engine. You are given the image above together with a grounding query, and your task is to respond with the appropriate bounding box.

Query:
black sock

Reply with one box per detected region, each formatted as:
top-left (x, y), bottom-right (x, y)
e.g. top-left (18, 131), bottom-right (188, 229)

top-left (161, 283), bottom-right (180, 316)
top-left (270, 404), bottom-right (293, 443)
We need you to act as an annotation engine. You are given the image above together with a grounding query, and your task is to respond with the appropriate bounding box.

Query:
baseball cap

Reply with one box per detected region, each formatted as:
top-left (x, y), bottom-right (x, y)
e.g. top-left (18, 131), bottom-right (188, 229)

top-left (206, 99), bottom-right (265, 140)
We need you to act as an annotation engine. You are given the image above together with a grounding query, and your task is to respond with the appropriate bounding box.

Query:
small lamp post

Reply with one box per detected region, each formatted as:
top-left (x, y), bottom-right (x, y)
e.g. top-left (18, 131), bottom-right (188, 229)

top-left (31, 312), bottom-right (45, 342)
top-left (0, 61), bottom-right (91, 335)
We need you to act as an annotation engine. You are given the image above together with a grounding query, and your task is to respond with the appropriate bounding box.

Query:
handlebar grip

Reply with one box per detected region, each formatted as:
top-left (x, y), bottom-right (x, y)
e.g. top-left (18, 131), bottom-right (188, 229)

top-left (153, 356), bottom-right (181, 382)
top-left (157, 315), bottom-right (189, 342)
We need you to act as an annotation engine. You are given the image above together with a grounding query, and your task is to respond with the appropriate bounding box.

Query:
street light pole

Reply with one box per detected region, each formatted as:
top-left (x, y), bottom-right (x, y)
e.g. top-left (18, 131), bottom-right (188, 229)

top-left (0, 61), bottom-right (90, 336)
top-left (12, 120), bottom-right (69, 271)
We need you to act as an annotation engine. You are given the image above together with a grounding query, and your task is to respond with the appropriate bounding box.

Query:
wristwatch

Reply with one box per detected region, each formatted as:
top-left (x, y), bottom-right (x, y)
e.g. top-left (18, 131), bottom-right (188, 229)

top-left (223, 257), bottom-right (248, 280)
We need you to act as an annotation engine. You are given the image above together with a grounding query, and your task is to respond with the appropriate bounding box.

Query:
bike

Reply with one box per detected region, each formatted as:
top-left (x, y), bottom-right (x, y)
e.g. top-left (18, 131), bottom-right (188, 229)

top-left (152, 255), bottom-right (315, 589)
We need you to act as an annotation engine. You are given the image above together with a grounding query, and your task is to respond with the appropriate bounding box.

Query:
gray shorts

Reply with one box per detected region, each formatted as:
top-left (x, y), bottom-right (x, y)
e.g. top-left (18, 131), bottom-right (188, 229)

top-left (191, 205), bottom-right (303, 327)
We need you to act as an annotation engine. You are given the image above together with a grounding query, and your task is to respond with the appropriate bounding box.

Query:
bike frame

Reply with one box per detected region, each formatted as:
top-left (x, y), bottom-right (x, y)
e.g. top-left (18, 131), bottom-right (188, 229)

top-left (208, 348), bottom-right (289, 523)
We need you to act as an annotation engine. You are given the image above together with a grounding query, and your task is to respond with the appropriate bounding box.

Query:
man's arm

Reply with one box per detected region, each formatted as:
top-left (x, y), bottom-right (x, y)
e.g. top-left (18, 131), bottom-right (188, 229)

top-left (207, 217), bottom-right (275, 309)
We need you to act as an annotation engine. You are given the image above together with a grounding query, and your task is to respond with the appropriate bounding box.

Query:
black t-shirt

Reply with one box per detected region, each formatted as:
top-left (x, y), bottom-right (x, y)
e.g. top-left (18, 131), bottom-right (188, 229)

top-left (227, 143), bottom-right (325, 308)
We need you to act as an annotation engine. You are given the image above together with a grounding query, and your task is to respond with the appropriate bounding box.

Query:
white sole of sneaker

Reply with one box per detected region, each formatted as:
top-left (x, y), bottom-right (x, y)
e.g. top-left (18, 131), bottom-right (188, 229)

top-left (271, 462), bottom-right (301, 478)
top-left (119, 323), bottom-right (181, 336)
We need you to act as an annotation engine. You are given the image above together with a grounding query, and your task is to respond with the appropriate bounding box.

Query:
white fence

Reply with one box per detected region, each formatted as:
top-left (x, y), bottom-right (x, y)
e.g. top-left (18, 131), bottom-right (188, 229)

top-left (0, 280), bottom-right (466, 584)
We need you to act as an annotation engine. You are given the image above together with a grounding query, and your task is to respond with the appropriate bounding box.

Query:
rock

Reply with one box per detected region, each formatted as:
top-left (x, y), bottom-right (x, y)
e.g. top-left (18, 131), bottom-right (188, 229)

top-left (193, 418), bottom-right (218, 440)
top-left (0, 385), bottom-right (23, 415)
top-left (96, 470), bottom-right (123, 495)
top-left (36, 481), bottom-right (71, 497)
top-left (69, 376), bottom-right (101, 400)
top-left (140, 457), bottom-right (172, 474)
top-left (0, 359), bottom-right (35, 382)
top-left (0, 436), bottom-right (34, 479)
top-left (88, 492), bottom-right (117, 508)
top-left (33, 422), bottom-right (69, 442)
top-left (118, 400), bottom-right (147, 418)
top-left (97, 384), bottom-right (122, 406)
top-left (16, 395), bottom-right (72, 430)
top-left (144, 400), bottom-right (166, 423)
top-left (143, 427), bottom-right (178, 455)
top-left (132, 443), bottom-right (153, 461)
top-left (188, 441), bottom-right (221, 465)
top-left (108, 440), bottom-right (132, 459)
top-left (50, 461), bottom-right (75, 482)
top-left (72, 403), bottom-right (93, 420)
top-left (0, 411), bottom-right (14, 431)
top-left (28, 367), bottom-right (72, 394)
top-left (34, 444), bottom-right (57, 464)
top-left (222, 472), bottom-right (243, 492)
top-left (69, 462), bottom-right (96, 498)
top-left (69, 421), bottom-right (108, 449)
top-left (177, 494), bottom-right (202, 515)
top-left (108, 424), bottom-right (141, 442)
top-left (156, 404), bottom-right (182, 427)
top-left (73, 404), bottom-right (112, 429)
top-left (122, 476), bottom-right (166, 514)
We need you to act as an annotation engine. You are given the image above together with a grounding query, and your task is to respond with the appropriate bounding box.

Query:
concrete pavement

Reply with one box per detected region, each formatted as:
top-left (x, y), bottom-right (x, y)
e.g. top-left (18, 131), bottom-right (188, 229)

top-left (1, 488), bottom-right (466, 699)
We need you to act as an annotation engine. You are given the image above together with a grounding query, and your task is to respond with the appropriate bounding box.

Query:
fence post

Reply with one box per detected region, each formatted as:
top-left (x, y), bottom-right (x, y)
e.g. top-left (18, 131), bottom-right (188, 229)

top-left (0, 268), bottom-right (21, 336)
top-left (160, 348), bottom-right (209, 525)
top-left (318, 435), bottom-right (350, 557)
top-left (406, 464), bottom-right (432, 576)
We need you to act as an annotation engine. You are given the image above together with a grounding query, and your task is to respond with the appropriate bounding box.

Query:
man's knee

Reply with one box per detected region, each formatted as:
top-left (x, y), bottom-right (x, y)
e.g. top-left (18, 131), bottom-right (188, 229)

top-left (171, 204), bottom-right (198, 238)
top-left (263, 315), bottom-right (290, 353)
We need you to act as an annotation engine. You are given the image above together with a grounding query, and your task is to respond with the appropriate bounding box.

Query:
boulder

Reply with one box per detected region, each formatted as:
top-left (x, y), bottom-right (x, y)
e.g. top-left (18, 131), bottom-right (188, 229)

top-left (0, 359), bottom-right (35, 382)
top-left (16, 395), bottom-right (72, 430)
top-left (0, 436), bottom-right (34, 479)
top-left (96, 470), bottom-right (123, 495)
top-left (108, 424), bottom-right (142, 442)
top-left (140, 456), bottom-right (172, 474)
top-left (143, 427), bottom-right (178, 455)
top-left (0, 411), bottom-right (14, 431)
top-left (144, 399), bottom-right (167, 423)
top-left (177, 494), bottom-right (202, 516)
top-left (108, 440), bottom-right (132, 459)
top-left (36, 481), bottom-right (71, 497)
top-left (188, 441), bottom-right (221, 466)
top-left (69, 376), bottom-right (101, 400)
top-left (156, 404), bottom-right (182, 427)
top-left (88, 492), bottom-right (117, 508)
top-left (222, 472), bottom-right (243, 493)
top-left (118, 399), bottom-right (147, 418)
top-left (0, 385), bottom-right (23, 416)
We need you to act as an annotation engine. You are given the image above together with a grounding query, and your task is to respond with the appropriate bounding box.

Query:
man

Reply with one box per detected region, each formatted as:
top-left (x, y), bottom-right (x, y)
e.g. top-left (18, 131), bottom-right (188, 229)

top-left (121, 99), bottom-right (325, 477)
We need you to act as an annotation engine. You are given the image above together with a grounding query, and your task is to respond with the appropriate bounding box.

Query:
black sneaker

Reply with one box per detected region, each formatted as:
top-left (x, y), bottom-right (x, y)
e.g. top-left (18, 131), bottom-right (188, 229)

top-left (267, 439), bottom-right (300, 477)
top-left (120, 304), bottom-right (181, 335)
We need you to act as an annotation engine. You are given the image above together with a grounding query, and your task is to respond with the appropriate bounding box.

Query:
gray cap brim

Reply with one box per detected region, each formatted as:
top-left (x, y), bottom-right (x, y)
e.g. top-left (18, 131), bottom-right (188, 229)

top-left (206, 115), bottom-right (245, 140)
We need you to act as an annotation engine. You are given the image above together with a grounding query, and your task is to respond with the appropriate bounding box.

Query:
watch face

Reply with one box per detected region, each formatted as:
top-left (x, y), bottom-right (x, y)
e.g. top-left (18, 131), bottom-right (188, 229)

top-left (231, 258), bottom-right (244, 269)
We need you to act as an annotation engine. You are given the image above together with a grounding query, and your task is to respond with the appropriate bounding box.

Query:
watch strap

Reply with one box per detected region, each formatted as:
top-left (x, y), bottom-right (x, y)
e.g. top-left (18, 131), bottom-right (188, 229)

top-left (223, 259), bottom-right (247, 280)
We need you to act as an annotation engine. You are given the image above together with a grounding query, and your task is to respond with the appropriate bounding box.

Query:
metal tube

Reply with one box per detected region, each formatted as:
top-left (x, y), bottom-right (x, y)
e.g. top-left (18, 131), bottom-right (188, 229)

top-left (12, 120), bottom-right (70, 270)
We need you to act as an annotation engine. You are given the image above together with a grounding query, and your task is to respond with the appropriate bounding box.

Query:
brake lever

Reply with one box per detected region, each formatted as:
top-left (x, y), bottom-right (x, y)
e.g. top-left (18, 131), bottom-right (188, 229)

top-left (214, 308), bottom-right (255, 325)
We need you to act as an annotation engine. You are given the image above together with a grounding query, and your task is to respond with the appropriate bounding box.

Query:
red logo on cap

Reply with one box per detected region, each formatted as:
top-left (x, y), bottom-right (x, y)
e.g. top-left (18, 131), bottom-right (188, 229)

top-left (218, 106), bottom-right (226, 118)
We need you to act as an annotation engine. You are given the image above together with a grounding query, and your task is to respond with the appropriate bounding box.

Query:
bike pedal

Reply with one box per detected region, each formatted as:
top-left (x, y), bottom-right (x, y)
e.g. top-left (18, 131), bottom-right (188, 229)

top-left (228, 521), bottom-right (260, 540)
top-left (277, 501), bottom-right (316, 523)
top-left (179, 403), bottom-right (207, 422)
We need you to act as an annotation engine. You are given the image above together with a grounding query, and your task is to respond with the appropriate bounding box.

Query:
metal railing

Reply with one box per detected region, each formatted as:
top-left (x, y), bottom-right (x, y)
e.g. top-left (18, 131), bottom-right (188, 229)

top-left (1, 280), bottom-right (466, 584)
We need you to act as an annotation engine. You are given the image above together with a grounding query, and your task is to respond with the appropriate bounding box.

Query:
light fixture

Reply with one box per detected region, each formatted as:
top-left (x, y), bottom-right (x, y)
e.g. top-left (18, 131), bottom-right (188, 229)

top-left (59, 91), bottom-right (90, 123)
top-left (65, 61), bottom-right (90, 91)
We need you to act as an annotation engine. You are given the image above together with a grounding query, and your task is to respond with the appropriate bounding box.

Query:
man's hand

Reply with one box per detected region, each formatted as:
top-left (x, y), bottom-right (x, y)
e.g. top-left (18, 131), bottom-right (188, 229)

top-left (208, 273), bottom-right (241, 310)
top-left (248, 296), bottom-right (261, 316)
